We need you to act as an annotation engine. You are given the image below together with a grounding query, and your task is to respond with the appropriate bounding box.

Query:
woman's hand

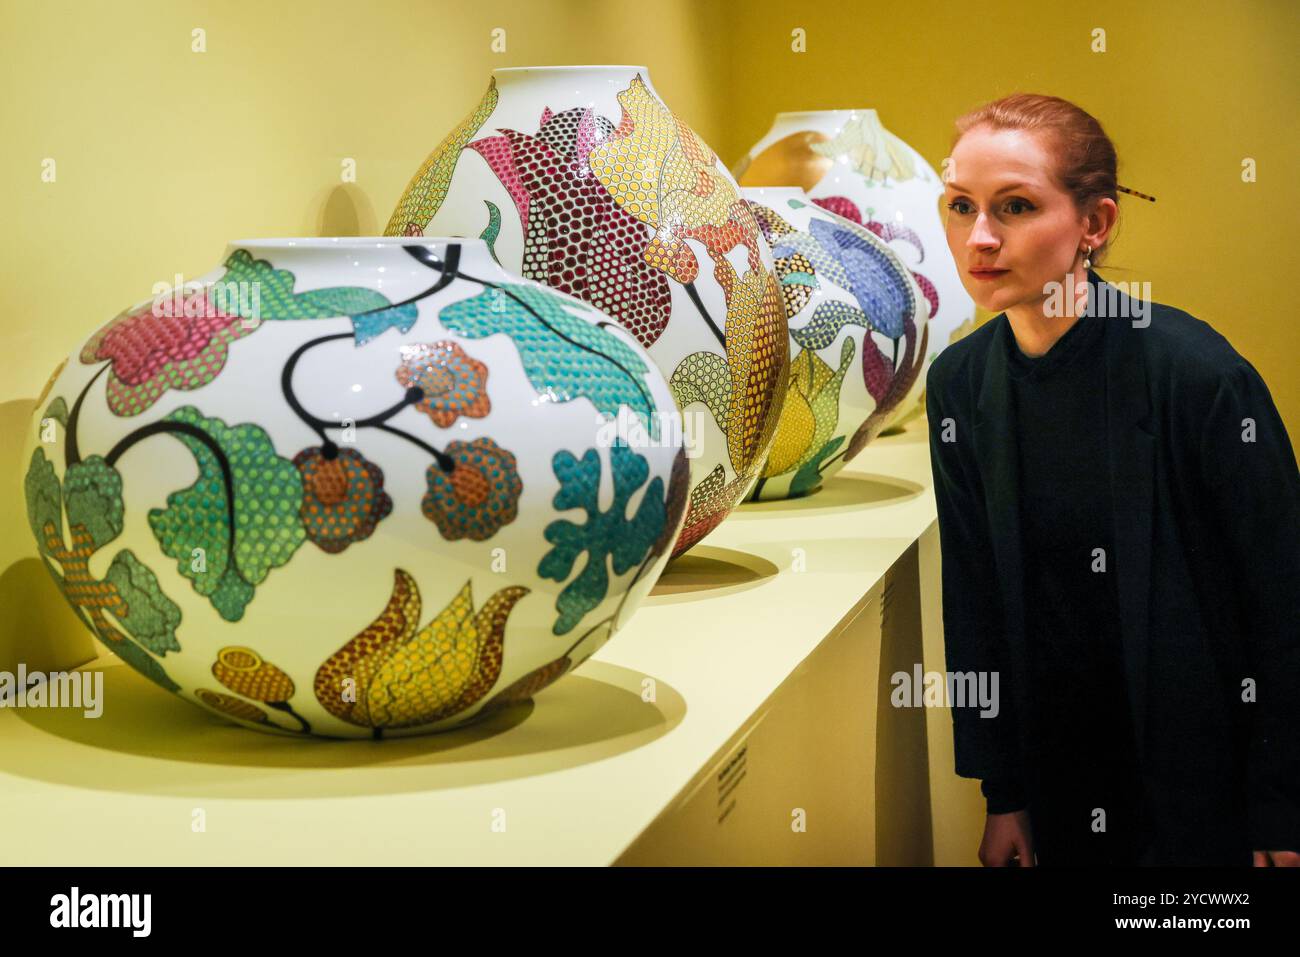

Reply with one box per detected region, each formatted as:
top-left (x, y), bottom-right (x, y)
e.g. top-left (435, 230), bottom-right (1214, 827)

top-left (981, 809), bottom-right (1035, 866)
top-left (1253, 849), bottom-right (1300, 866)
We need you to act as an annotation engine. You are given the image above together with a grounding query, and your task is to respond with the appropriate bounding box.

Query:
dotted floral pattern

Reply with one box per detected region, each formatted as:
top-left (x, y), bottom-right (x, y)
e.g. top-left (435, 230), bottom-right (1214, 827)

top-left (313, 569), bottom-right (529, 733)
top-left (386, 77), bottom-right (501, 236)
top-left (421, 437), bottom-right (522, 542)
top-left (468, 106), bottom-right (674, 349)
top-left (294, 446), bottom-right (394, 554)
top-left (211, 646), bottom-right (294, 703)
top-left (79, 290), bottom-right (256, 417)
top-left (395, 340), bottom-right (491, 427)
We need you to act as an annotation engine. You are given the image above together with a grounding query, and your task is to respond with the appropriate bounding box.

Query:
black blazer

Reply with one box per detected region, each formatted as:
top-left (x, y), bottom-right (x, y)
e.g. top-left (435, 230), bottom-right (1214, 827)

top-left (925, 268), bottom-right (1300, 863)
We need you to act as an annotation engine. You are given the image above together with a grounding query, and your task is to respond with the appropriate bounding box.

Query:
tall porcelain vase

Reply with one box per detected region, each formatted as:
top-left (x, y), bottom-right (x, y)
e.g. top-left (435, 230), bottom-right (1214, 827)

top-left (22, 237), bottom-right (688, 738)
top-left (388, 65), bottom-right (790, 559)
top-left (740, 187), bottom-right (928, 501)
top-left (735, 109), bottom-right (975, 431)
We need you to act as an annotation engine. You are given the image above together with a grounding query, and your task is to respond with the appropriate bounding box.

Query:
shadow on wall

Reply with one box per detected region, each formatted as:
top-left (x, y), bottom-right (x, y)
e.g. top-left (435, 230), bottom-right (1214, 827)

top-left (311, 183), bottom-right (379, 237)
top-left (1, 398), bottom-right (97, 674)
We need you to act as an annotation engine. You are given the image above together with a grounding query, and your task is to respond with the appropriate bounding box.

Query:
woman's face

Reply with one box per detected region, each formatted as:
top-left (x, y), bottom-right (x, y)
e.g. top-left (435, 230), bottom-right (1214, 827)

top-left (942, 125), bottom-right (1096, 315)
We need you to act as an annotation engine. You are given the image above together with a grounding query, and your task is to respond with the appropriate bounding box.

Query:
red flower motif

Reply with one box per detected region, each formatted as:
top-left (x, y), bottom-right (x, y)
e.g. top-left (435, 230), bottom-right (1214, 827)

top-left (468, 106), bottom-right (673, 350)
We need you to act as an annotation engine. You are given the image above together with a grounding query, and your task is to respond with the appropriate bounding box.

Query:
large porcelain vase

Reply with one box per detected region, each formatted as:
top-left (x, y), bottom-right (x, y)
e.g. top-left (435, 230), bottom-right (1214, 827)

top-left (21, 237), bottom-right (688, 738)
top-left (740, 187), bottom-right (928, 501)
top-left (735, 109), bottom-right (975, 430)
top-left (388, 65), bottom-right (789, 559)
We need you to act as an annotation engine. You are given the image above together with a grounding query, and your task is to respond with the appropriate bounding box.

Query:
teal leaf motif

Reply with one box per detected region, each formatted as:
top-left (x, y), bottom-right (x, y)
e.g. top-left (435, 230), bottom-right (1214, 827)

top-left (438, 283), bottom-right (661, 441)
top-left (538, 441), bottom-right (667, 636)
top-left (147, 406), bottom-right (306, 621)
top-left (479, 200), bottom-right (503, 265)
top-left (220, 248), bottom-right (419, 344)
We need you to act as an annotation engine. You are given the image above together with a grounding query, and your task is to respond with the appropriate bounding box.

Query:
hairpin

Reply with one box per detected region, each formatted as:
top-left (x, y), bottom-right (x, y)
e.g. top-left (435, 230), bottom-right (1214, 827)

top-left (1117, 184), bottom-right (1156, 202)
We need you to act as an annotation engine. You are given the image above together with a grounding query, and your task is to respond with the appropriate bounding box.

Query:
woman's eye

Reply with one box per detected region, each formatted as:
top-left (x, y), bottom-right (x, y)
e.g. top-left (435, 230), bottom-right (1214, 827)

top-left (945, 198), bottom-right (1034, 216)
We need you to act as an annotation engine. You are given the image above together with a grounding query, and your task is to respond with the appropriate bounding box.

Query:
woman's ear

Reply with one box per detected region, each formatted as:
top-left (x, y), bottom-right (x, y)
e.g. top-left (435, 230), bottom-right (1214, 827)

top-left (1084, 196), bottom-right (1119, 253)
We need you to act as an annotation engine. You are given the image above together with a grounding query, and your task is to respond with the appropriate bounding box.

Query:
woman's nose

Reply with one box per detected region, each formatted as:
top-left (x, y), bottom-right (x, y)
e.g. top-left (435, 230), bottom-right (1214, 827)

top-left (967, 212), bottom-right (999, 250)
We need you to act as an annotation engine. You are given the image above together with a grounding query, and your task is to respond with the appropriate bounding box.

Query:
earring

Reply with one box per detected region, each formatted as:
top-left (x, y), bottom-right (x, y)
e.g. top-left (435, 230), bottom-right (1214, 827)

top-left (1082, 245), bottom-right (1092, 270)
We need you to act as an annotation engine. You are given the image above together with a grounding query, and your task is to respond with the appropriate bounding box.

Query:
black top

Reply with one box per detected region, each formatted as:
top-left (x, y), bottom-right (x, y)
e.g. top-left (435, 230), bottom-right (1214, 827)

top-left (926, 269), bottom-right (1300, 861)
top-left (981, 313), bottom-right (1141, 821)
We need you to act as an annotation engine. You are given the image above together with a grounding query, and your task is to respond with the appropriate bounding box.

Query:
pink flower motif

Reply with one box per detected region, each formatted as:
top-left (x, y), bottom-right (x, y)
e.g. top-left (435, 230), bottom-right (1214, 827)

top-left (80, 288), bottom-right (256, 417)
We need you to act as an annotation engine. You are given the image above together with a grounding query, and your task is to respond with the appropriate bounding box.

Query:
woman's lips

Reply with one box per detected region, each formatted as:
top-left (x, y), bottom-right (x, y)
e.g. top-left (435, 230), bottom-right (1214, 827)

top-left (969, 267), bottom-right (1010, 281)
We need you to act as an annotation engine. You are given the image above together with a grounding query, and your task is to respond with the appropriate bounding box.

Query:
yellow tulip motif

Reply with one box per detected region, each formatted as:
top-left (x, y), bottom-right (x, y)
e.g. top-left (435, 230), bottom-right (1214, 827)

top-left (313, 569), bottom-right (529, 737)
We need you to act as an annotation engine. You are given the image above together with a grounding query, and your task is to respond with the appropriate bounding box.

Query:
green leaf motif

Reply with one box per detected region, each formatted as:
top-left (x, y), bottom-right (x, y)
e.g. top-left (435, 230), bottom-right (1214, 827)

top-left (538, 441), bottom-right (667, 636)
top-left (790, 436), bottom-right (844, 497)
top-left (803, 337), bottom-right (854, 462)
top-left (220, 248), bottom-right (419, 345)
top-left (791, 300), bottom-right (871, 351)
top-left (44, 396), bottom-right (69, 429)
top-left (147, 406), bottom-right (306, 621)
top-left (23, 450), bottom-right (182, 693)
top-left (63, 456), bottom-right (124, 551)
top-left (104, 550), bottom-right (182, 655)
top-left (102, 636), bottom-right (181, 693)
top-left (479, 200), bottom-right (503, 264)
top-left (669, 350), bottom-right (731, 432)
top-left (24, 448), bottom-right (62, 553)
top-left (439, 284), bottom-right (661, 440)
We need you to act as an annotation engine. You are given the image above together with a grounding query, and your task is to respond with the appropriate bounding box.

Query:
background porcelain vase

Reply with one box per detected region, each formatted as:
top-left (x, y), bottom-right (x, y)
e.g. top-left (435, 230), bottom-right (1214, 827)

top-left (740, 187), bottom-right (929, 501)
top-left (735, 109), bottom-right (975, 431)
top-left (387, 65), bottom-right (789, 559)
top-left (21, 237), bottom-right (688, 739)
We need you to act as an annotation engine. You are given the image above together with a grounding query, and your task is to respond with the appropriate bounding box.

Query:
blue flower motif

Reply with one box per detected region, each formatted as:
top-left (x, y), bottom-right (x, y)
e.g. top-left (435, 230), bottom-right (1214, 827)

top-left (774, 217), bottom-right (915, 339)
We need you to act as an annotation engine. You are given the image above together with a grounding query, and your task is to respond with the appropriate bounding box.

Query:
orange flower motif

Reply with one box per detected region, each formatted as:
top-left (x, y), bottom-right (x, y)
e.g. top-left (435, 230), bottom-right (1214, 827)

top-left (422, 437), bottom-right (522, 542)
top-left (395, 340), bottom-right (491, 428)
top-left (293, 447), bottom-right (393, 553)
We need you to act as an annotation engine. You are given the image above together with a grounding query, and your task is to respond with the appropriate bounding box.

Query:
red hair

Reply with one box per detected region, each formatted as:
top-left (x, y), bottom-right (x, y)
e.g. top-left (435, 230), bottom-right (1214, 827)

top-left (952, 94), bottom-right (1120, 266)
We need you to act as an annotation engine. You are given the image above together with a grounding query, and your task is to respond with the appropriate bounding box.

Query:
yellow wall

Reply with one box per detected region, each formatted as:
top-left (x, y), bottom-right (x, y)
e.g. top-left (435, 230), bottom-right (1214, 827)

top-left (715, 0), bottom-right (1299, 448)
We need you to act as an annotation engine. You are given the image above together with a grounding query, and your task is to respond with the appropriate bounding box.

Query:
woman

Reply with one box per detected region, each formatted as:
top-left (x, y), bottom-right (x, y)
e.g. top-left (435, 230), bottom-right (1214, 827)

top-left (926, 93), bottom-right (1300, 867)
